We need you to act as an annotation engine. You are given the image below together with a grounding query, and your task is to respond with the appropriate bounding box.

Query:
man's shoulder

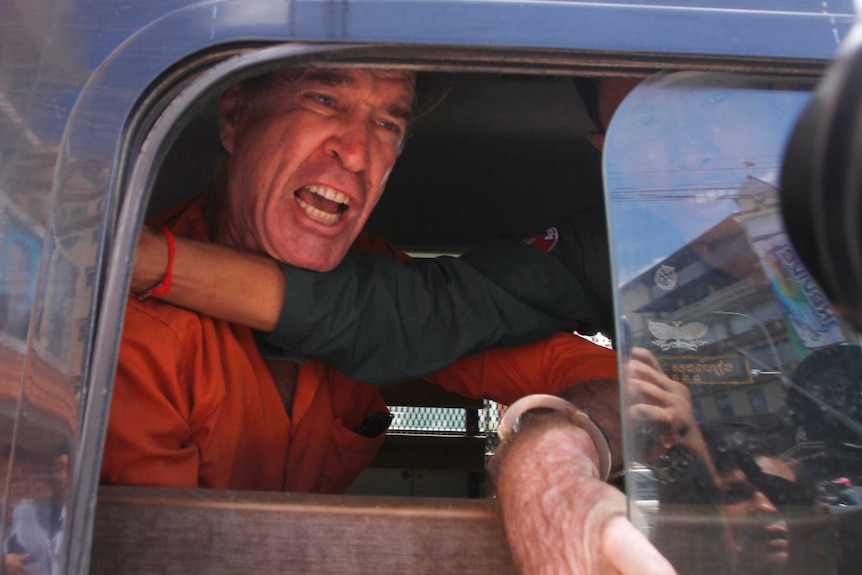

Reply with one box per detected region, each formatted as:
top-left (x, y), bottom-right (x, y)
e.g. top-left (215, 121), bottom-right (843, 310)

top-left (9, 498), bottom-right (46, 519)
top-left (123, 296), bottom-right (209, 346)
top-left (351, 230), bottom-right (410, 261)
top-left (12, 498), bottom-right (39, 510)
top-left (149, 194), bottom-right (209, 236)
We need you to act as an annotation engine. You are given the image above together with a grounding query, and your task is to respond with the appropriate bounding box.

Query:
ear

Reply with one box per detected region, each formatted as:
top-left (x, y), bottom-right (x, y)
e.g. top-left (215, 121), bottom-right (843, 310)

top-left (219, 84), bottom-right (246, 154)
top-left (587, 130), bottom-right (605, 152)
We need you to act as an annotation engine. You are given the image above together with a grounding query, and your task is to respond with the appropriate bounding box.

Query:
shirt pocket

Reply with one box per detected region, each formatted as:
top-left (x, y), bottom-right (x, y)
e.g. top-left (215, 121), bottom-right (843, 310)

top-left (319, 418), bottom-right (387, 494)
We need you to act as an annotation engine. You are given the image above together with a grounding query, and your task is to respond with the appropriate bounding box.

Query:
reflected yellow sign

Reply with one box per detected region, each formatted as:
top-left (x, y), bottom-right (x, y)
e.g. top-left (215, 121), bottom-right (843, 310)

top-left (658, 355), bottom-right (752, 385)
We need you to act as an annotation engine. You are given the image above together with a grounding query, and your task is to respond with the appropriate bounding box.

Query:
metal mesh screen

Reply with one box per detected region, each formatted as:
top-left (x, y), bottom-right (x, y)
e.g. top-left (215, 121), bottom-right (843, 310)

top-left (389, 406), bottom-right (466, 434)
top-left (388, 401), bottom-right (502, 452)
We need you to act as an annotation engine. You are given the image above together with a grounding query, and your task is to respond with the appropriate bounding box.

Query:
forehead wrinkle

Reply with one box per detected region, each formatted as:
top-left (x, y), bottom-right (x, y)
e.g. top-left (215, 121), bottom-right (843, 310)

top-left (274, 68), bottom-right (414, 119)
top-left (297, 69), bottom-right (356, 88)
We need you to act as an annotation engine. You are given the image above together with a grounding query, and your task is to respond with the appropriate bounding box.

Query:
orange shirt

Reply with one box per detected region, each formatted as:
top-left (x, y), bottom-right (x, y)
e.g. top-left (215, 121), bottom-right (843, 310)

top-left (428, 332), bottom-right (618, 403)
top-left (101, 197), bottom-right (390, 493)
top-left (101, 196), bottom-right (617, 493)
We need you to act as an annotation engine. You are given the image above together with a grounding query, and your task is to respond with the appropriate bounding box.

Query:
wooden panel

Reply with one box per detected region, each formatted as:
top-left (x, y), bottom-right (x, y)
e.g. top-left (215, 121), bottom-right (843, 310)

top-left (91, 485), bottom-right (516, 575)
top-left (370, 434), bottom-right (487, 471)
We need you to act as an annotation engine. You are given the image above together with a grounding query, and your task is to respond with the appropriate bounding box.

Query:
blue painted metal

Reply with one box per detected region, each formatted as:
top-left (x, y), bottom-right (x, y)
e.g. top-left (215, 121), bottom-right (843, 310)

top-left (0, 1), bottom-right (856, 573)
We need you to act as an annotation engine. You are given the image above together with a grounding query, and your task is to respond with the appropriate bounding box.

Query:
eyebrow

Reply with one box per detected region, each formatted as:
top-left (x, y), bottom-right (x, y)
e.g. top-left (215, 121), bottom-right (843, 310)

top-left (388, 103), bottom-right (413, 122)
top-left (298, 69), bottom-right (415, 121)
top-left (299, 69), bottom-right (355, 88)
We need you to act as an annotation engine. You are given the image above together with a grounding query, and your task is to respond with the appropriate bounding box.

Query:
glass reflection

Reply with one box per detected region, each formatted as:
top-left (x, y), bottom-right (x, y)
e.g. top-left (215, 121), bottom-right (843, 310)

top-left (3, 444), bottom-right (69, 575)
top-left (608, 72), bottom-right (862, 575)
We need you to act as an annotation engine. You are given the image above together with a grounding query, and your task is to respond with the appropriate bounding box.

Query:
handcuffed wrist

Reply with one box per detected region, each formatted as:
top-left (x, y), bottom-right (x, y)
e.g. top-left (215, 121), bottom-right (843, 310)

top-left (498, 394), bottom-right (612, 482)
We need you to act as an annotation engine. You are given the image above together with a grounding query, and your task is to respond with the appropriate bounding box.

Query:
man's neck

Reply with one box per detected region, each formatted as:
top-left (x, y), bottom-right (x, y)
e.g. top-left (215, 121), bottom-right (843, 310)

top-left (204, 169), bottom-right (240, 248)
top-left (206, 175), bottom-right (295, 412)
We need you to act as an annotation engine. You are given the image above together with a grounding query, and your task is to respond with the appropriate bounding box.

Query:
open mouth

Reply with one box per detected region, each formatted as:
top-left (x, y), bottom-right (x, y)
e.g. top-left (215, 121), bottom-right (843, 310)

top-left (738, 523), bottom-right (790, 562)
top-left (762, 535), bottom-right (790, 565)
top-left (295, 185), bottom-right (350, 225)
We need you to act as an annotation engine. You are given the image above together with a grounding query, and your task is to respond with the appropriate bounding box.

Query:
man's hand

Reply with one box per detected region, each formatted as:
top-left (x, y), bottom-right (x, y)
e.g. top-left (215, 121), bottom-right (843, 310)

top-left (493, 416), bottom-right (677, 575)
top-left (601, 515), bottom-right (676, 575)
top-left (3, 552), bottom-right (36, 575)
top-left (624, 347), bottom-right (709, 464)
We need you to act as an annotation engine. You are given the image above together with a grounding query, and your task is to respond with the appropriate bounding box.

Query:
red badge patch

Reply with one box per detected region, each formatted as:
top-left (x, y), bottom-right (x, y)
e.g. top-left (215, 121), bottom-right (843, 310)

top-left (523, 226), bottom-right (559, 252)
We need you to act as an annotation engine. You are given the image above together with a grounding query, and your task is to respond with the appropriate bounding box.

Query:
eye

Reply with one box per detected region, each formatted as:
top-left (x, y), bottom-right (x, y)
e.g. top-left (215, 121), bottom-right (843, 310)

top-left (302, 92), bottom-right (338, 108)
top-left (307, 93), bottom-right (336, 107)
top-left (719, 481), bottom-right (757, 504)
top-left (375, 119), bottom-right (402, 134)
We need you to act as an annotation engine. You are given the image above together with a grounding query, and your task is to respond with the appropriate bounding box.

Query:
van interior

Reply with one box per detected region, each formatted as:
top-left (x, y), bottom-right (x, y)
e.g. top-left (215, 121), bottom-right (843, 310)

top-left (146, 68), bottom-right (617, 499)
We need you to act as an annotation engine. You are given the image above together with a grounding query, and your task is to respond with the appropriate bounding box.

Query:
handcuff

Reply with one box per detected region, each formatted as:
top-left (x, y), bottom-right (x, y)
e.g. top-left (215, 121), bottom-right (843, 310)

top-left (497, 394), bottom-right (613, 482)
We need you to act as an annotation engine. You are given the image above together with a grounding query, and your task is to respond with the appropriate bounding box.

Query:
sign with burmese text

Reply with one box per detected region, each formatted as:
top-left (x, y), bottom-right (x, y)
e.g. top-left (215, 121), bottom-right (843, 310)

top-left (657, 355), bottom-right (752, 385)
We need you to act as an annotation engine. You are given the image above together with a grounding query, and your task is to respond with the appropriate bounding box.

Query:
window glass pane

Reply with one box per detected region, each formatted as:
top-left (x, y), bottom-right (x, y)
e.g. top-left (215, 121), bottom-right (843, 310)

top-left (608, 71), bottom-right (861, 575)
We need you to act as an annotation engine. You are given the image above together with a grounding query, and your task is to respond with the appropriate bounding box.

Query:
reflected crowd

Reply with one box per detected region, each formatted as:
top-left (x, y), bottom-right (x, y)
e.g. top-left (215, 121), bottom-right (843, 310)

top-left (626, 345), bottom-right (861, 575)
top-left (3, 444), bottom-right (69, 575)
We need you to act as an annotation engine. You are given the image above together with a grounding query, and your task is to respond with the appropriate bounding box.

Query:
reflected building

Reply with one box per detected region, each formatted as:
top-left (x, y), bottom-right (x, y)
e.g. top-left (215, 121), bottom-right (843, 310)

top-left (620, 177), bottom-right (857, 440)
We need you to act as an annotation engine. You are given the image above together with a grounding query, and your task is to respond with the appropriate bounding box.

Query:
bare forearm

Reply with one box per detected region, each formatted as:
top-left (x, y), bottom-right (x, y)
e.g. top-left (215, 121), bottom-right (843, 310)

top-left (132, 227), bottom-right (284, 332)
top-left (491, 413), bottom-right (678, 575)
top-left (558, 378), bottom-right (624, 475)
top-left (494, 417), bottom-right (625, 574)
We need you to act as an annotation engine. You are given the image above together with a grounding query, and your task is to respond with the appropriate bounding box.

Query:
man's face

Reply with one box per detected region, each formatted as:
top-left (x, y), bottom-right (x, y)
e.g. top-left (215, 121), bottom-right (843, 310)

top-left (52, 453), bottom-right (70, 499)
top-left (719, 456), bottom-right (794, 571)
top-left (219, 68), bottom-right (415, 271)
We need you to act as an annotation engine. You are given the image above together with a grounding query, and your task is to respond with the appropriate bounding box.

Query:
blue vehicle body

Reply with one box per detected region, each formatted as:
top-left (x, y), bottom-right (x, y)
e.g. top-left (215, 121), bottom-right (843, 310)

top-left (0, 1), bottom-right (857, 573)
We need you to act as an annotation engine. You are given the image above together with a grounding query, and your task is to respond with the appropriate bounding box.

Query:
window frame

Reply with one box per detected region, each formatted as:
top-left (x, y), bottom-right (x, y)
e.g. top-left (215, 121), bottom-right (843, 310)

top-left (77, 41), bottom-right (832, 574)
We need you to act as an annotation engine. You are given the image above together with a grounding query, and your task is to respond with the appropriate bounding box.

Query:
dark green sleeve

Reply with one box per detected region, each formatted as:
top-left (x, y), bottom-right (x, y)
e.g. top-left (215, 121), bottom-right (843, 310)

top-left (492, 208), bottom-right (614, 339)
top-left (257, 220), bottom-right (610, 385)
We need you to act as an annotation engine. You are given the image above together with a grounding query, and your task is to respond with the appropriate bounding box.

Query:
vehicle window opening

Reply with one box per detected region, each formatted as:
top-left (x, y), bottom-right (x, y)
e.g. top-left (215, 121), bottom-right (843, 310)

top-left (134, 64), bottom-right (617, 499)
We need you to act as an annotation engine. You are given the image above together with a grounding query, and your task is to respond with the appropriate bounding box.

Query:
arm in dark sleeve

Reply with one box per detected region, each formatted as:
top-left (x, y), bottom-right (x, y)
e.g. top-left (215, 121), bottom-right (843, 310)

top-left (258, 219), bottom-right (610, 385)
top-left (492, 207), bottom-right (614, 339)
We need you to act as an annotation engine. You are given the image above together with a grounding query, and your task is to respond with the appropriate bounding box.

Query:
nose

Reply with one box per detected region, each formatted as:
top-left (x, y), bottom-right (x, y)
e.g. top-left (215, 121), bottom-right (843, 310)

top-left (751, 490), bottom-right (778, 515)
top-left (326, 111), bottom-right (371, 173)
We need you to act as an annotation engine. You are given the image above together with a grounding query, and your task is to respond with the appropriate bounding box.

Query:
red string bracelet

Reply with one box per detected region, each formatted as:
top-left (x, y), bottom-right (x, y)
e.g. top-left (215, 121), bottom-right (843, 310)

top-left (138, 226), bottom-right (175, 301)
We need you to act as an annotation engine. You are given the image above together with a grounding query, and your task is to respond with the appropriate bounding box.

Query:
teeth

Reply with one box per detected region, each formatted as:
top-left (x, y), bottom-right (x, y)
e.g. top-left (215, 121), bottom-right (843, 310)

top-left (296, 196), bottom-right (340, 225)
top-left (307, 185), bottom-right (350, 206)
